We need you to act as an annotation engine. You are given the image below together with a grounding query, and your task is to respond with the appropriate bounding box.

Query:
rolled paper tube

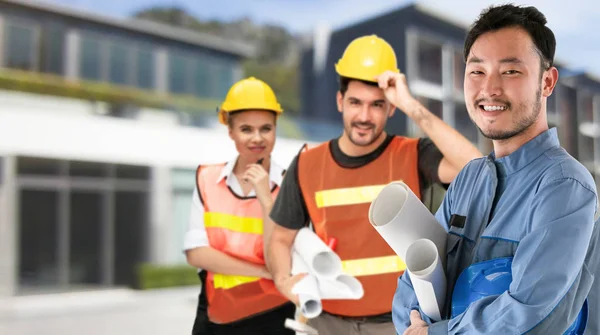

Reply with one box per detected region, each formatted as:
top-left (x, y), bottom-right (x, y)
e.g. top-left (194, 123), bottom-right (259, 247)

top-left (292, 275), bottom-right (322, 319)
top-left (368, 181), bottom-right (447, 264)
top-left (293, 228), bottom-right (342, 279)
top-left (405, 238), bottom-right (446, 321)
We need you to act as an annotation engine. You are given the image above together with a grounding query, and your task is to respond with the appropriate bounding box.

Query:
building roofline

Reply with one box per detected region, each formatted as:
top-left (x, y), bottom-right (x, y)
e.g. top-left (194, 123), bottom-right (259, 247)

top-left (2, 0), bottom-right (255, 58)
top-left (413, 3), bottom-right (469, 29)
top-left (329, 3), bottom-right (468, 37)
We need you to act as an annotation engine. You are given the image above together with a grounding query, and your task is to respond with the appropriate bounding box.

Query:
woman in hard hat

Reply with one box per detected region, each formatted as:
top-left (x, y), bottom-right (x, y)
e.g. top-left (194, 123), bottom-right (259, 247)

top-left (184, 77), bottom-right (295, 334)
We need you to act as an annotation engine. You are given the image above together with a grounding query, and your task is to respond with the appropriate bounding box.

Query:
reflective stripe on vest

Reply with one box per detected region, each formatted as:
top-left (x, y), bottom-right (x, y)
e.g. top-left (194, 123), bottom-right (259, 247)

top-left (213, 273), bottom-right (260, 290)
top-left (342, 255), bottom-right (406, 277)
top-left (196, 163), bottom-right (287, 323)
top-left (315, 184), bottom-right (388, 208)
top-left (204, 212), bottom-right (263, 234)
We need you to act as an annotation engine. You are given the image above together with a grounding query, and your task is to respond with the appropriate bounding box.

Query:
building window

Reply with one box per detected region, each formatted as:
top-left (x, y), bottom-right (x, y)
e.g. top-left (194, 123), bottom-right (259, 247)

top-left (69, 160), bottom-right (108, 177)
top-left (135, 47), bottom-right (155, 89)
top-left (193, 57), bottom-right (211, 98)
top-left (18, 156), bottom-right (62, 176)
top-left (108, 42), bottom-right (130, 85)
top-left (417, 96), bottom-right (443, 119)
top-left (453, 50), bottom-right (465, 93)
top-left (78, 34), bottom-right (156, 90)
top-left (39, 25), bottom-right (64, 75)
top-left (80, 36), bottom-right (102, 81)
top-left (560, 86), bottom-right (579, 156)
top-left (417, 38), bottom-right (443, 85)
top-left (581, 93), bottom-right (594, 123)
top-left (168, 52), bottom-right (189, 94)
top-left (19, 189), bottom-right (60, 289)
top-left (455, 103), bottom-right (479, 143)
top-left (4, 22), bottom-right (37, 71)
top-left (114, 191), bottom-right (148, 286)
top-left (579, 93), bottom-right (595, 166)
top-left (215, 62), bottom-right (234, 99)
top-left (115, 164), bottom-right (150, 180)
top-left (16, 156), bottom-right (151, 293)
top-left (69, 191), bottom-right (103, 285)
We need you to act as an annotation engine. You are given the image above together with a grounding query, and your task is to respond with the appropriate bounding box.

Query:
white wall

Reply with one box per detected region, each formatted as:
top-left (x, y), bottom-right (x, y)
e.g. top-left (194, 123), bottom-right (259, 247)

top-left (0, 101), bottom-right (306, 169)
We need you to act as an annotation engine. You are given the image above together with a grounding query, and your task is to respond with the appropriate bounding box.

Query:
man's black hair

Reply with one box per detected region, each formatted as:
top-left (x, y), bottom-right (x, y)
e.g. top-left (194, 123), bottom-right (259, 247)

top-left (464, 4), bottom-right (556, 72)
top-left (338, 76), bottom-right (380, 95)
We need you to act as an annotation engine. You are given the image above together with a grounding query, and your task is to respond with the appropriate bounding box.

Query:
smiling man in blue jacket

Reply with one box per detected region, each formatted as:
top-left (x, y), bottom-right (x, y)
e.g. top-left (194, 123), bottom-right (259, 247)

top-left (392, 4), bottom-right (600, 335)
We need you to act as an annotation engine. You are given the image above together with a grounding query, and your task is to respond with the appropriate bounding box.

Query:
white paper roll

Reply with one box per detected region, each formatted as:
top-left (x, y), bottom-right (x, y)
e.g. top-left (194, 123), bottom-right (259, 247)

top-left (292, 251), bottom-right (363, 301)
top-left (368, 181), bottom-right (447, 263)
top-left (290, 228), bottom-right (364, 320)
top-left (319, 274), bottom-right (364, 300)
top-left (284, 318), bottom-right (319, 335)
top-left (291, 250), bottom-right (310, 275)
top-left (292, 275), bottom-right (322, 319)
top-left (405, 239), bottom-right (446, 321)
top-left (293, 228), bottom-right (342, 279)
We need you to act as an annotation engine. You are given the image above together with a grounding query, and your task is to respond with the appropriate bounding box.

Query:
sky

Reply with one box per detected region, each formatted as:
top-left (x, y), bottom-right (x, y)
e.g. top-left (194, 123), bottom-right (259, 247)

top-left (47, 0), bottom-right (600, 77)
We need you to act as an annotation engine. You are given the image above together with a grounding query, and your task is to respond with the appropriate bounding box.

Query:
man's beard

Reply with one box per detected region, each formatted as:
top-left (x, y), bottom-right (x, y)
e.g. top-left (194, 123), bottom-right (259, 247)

top-left (345, 121), bottom-right (382, 147)
top-left (476, 87), bottom-right (542, 140)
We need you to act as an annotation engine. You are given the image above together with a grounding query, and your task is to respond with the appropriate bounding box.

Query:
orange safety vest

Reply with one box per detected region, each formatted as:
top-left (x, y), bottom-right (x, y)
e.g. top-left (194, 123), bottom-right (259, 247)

top-left (196, 163), bottom-right (288, 324)
top-left (297, 136), bottom-right (421, 317)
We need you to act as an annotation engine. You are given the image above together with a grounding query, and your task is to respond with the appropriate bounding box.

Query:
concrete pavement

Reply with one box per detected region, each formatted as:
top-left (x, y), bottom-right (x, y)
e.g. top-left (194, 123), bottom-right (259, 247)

top-left (0, 287), bottom-right (199, 335)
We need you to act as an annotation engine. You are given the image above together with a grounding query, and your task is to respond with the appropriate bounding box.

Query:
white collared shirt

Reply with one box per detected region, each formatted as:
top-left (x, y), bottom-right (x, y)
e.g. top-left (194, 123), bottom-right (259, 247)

top-left (183, 157), bottom-right (286, 254)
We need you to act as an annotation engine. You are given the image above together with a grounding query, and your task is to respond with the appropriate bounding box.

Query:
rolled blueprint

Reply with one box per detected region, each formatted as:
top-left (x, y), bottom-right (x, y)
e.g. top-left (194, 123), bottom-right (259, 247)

top-left (368, 181), bottom-right (447, 263)
top-left (292, 251), bottom-right (363, 301)
top-left (292, 274), bottom-right (322, 319)
top-left (405, 238), bottom-right (446, 321)
top-left (290, 230), bottom-right (364, 320)
top-left (291, 251), bottom-right (323, 319)
top-left (318, 274), bottom-right (364, 300)
top-left (368, 181), bottom-right (447, 321)
top-left (293, 227), bottom-right (342, 279)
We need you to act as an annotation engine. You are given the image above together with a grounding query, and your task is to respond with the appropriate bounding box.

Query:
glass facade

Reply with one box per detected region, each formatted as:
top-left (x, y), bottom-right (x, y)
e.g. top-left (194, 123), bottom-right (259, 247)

top-left (39, 25), bottom-right (64, 75)
top-left (79, 35), bottom-right (102, 81)
top-left (167, 51), bottom-right (235, 100)
top-left (168, 52), bottom-right (189, 94)
top-left (417, 38), bottom-right (443, 85)
top-left (4, 22), bottom-right (36, 71)
top-left (108, 42), bottom-right (129, 85)
top-left (135, 47), bottom-right (155, 89)
top-left (16, 157), bottom-right (150, 293)
top-left (1, 14), bottom-right (238, 99)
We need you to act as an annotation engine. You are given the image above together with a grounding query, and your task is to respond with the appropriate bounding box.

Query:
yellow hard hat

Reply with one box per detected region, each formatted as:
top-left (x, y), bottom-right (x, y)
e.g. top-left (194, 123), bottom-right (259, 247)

top-left (335, 35), bottom-right (399, 82)
top-left (218, 77), bottom-right (283, 125)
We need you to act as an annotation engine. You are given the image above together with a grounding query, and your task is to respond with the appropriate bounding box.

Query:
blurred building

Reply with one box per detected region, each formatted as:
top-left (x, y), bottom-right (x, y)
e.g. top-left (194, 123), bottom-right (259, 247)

top-left (0, 0), bottom-right (306, 297)
top-left (0, 0), bottom-right (250, 107)
top-left (300, 3), bottom-right (600, 179)
top-left (557, 72), bottom-right (600, 190)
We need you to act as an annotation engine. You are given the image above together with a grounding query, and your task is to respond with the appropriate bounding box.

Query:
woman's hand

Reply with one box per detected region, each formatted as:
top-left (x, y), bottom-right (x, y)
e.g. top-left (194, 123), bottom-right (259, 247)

top-left (243, 163), bottom-right (271, 204)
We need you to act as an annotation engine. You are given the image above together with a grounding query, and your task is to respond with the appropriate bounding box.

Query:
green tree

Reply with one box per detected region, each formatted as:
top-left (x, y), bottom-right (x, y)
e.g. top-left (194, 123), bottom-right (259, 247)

top-left (243, 59), bottom-right (299, 114)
